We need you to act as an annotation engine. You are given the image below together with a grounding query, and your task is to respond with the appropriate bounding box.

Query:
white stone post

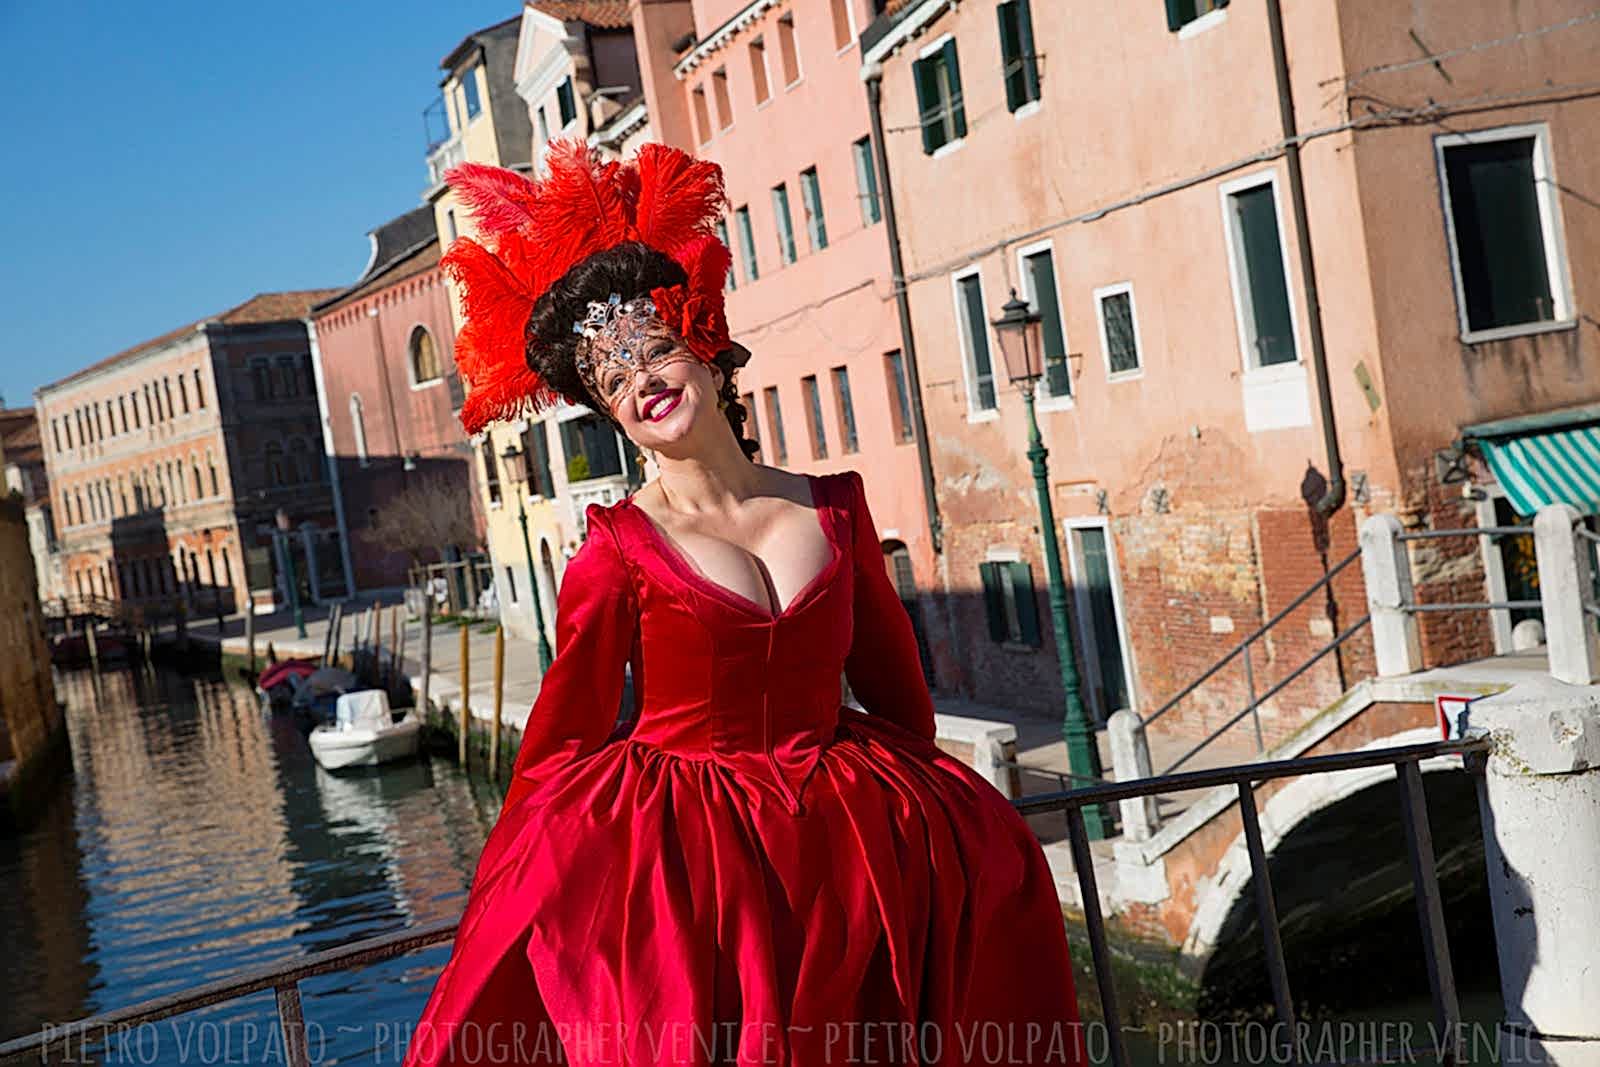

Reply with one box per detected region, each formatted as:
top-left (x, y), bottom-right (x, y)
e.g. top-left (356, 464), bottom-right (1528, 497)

top-left (1108, 709), bottom-right (1159, 841)
top-left (1468, 682), bottom-right (1600, 1065)
top-left (1533, 504), bottom-right (1600, 686)
top-left (1359, 514), bottom-right (1424, 676)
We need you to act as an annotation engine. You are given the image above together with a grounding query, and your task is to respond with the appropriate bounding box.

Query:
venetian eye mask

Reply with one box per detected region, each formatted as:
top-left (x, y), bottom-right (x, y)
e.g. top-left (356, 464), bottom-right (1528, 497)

top-left (573, 294), bottom-right (703, 411)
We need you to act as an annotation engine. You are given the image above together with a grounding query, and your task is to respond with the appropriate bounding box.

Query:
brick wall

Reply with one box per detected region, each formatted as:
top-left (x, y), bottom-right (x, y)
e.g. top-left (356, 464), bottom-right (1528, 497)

top-left (0, 499), bottom-right (59, 769)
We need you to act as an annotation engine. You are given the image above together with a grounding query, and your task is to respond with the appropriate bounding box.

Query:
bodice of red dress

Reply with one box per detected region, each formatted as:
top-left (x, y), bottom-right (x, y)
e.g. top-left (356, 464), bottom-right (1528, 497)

top-left (499, 468), bottom-right (936, 818)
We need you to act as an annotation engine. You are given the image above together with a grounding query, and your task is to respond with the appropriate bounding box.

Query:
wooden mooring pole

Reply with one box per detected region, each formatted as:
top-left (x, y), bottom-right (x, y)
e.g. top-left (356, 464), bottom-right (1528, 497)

top-left (457, 622), bottom-right (471, 769)
top-left (245, 597), bottom-right (257, 673)
top-left (322, 602), bottom-right (341, 667)
top-left (418, 598), bottom-right (432, 717)
top-left (490, 625), bottom-right (505, 782)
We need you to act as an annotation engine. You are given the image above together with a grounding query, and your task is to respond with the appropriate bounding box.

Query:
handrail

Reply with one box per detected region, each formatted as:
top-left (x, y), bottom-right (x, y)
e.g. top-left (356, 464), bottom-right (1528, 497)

top-left (1397, 525), bottom-right (1532, 541)
top-left (1159, 615), bottom-right (1371, 776)
top-left (1, 739), bottom-right (1489, 1067)
top-left (1143, 547), bottom-right (1360, 728)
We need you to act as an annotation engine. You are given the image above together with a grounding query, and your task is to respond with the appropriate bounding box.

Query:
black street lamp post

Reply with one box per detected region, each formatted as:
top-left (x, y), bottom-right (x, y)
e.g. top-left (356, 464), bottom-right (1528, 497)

top-left (990, 289), bottom-right (1107, 838)
top-left (501, 440), bottom-right (556, 673)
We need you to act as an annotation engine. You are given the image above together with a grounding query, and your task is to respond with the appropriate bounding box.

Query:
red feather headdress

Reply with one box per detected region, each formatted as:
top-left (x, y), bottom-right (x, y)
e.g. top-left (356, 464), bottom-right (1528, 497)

top-left (440, 139), bottom-right (733, 435)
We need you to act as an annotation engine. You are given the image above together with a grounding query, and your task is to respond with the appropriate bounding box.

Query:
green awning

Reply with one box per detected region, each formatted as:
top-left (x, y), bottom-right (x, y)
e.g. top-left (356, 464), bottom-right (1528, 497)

top-left (1476, 425), bottom-right (1600, 517)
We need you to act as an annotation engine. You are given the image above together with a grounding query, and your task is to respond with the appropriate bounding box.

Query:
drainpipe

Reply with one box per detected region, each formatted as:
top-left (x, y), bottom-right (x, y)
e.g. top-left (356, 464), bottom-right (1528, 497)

top-left (1264, 0), bottom-right (1344, 516)
top-left (865, 69), bottom-right (944, 553)
top-left (305, 317), bottom-right (357, 598)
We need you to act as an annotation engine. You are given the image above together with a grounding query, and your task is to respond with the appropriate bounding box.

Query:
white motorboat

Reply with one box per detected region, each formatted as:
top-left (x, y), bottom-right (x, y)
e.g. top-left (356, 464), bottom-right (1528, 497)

top-left (308, 690), bottom-right (421, 771)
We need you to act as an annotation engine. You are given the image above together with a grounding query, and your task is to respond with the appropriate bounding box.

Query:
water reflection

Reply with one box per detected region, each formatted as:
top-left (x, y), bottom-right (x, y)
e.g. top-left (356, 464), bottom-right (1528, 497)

top-left (2, 667), bottom-right (493, 1064)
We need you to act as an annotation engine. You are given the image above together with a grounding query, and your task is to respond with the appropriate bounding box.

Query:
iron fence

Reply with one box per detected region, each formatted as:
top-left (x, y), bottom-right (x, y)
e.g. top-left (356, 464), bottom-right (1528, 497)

top-left (0, 737), bottom-right (1489, 1067)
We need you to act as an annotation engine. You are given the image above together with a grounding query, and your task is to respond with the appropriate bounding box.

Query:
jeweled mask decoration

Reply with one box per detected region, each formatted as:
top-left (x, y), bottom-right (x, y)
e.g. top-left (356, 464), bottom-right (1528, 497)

top-left (573, 294), bottom-right (703, 410)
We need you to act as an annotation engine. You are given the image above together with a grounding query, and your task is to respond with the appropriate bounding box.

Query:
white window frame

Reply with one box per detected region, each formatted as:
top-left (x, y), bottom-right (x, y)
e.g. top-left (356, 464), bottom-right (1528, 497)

top-left (1219, 168), bottom-right (1311, 432)
top-left (1015, 239), bottom-right (1073, 410)
top-left (950, 266), bottom-right (999, 422)
top-left (349, 393), bottom-right (369, 468)
top-left (750, 35), bottom-right (773, 110)
top-left (917, 33), bottom-right (965, 160)
top-left (778, 13), bottom-right (805, 90)
top-left (983, 546), bottom-right (1026, 646)
top-left (1062, 516), bottom-right (1140, 718)
top-left (406, 323), bottom-right (445, 391)
top-left (833, 0), bottom-right (860, 55)
top-left (1178, 6), bottom-right (1228, 39)
top-left (1093, 281), bottom-right (1145, 383)
top-left (1434, 122), bottom-right (1576, 345)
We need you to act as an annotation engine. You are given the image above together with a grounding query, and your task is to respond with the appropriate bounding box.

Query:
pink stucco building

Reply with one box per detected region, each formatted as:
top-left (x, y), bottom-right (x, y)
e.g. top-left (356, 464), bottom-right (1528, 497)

top-left (862, 0), bottom-right (1600, 742)
top-left (311, 207), bottom-right (482, 591)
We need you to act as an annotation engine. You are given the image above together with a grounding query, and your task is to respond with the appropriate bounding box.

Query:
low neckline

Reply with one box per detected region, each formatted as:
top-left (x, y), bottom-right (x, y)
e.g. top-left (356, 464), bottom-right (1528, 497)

top-left (622, 472), bottom-right (843, 622)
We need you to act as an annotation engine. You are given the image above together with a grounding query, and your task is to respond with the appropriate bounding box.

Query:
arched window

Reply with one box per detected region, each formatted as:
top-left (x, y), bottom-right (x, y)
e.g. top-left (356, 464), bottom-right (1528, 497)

top-left (266, 441), bottom-right (287, 486)
top-left (350, 394), bottom-right (369, 467)
top-left (192, 457), bottom-right (204, 497)
top-left (410, 326), bottom-right (441, 384)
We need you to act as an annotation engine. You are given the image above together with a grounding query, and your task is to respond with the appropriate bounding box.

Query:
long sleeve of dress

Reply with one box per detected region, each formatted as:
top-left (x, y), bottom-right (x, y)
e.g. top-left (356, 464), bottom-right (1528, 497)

top-left (502, 505), bottom-right (639, 813)
top-left (841, 470), bottom-right (937, 742)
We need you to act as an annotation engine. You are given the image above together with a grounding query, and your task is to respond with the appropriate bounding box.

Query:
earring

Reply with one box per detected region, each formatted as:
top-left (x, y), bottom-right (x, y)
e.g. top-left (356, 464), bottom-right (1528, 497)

top-left (717, 396), bottom-right (728, 411)
top-left (635, 450), bottom-right (648, 472)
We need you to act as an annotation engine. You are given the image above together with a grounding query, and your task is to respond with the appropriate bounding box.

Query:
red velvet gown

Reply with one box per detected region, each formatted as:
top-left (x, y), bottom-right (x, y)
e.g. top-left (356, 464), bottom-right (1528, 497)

top-left (405, 470), bottom-right (1082, 1066)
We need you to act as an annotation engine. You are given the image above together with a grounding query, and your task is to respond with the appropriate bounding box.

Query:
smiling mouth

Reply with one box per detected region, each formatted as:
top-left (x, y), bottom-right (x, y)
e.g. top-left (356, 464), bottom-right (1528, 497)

top-left (642, 389), bottom-right (682, 421)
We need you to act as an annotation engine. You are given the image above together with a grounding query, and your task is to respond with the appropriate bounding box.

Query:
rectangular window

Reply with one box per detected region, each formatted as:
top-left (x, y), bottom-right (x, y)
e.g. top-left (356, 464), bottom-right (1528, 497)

top-left (692, 86), bottom-right (713, 144)
top-left (712, 68), bottom-right (734, 130)
top-left (799, 167), bottom-right (828, 252)
top-left (446, 209), bottom-right (458, 241)
top-left (130, 392), bottom-right (141, 429)
top-left (884, 351), bottom-right (914, 443)
top-left (831, 366), bottom-right (859, 453)
top-left (735, 206), bottom-right (759, 281)
top-left (763, 386), bottom-right (788, 464)
top-left (536, 105), bottom-right (549, 145)
top-left (979, 559), bottom-right (1041, 645)
top-left (830, 0), bottom-right (854, 50)
top-left (802, 375), bottom-right (828, 459)
top-left (998, 1), bottom-right (1041, 111)
top-left (1095, 284), bottom-right (1143, 377)
top-left (742, 391), bottom-right (760, 453)
top-left (462, 65), bottom-right (482, 119)
top-left (557, 77), bottom-right (578, 127)
top-left (1020, 246), bottom-right (1070, 397)
top-left (777, 14), bottom-right (801, 86)
top-left (772, 183), bottom-right (797, 265)
top-left (482, 440), bottom-right (502, 504)
top-left (954, 272), bottom-right (997, 412)
top-left (715, 219), bottom-right (736, 290)
top-left (523, 423), bottom-right (556, 499)
top-left (1224, 178), bottom-right (1297, 367)
top-left (193, 368), bottom-right (205, 409)
top-left (559, 414), bottom-right (624, 481)
top-left (1165, 0), bottom-right (1228, 32)
top-left (749, 37), bottom-right (771, 104)
top-left (852, 136), bottom-right (881, 225)
top-left (50, 418), bottom-right (60, 453)
top-left (164, 377), bottom-right (175, 417)
top-left (178, 376), bottom-right (190, 413)
top-left (504, 566), bottom-right (518, 603)
top-left (912, 38), bottom-right (966, 155)
top-left (1438, 127), bottom-right (1570, 337)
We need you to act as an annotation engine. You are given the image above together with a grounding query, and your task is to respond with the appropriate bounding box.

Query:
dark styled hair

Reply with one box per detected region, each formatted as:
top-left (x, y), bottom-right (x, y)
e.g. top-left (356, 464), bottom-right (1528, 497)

top-left (525, 241), bottom-right (757, 460)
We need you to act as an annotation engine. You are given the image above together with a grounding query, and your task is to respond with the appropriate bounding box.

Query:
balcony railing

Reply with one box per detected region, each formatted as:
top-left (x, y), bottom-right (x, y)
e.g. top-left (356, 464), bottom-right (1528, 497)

top-left (426, 134), bottom-right (465, 192)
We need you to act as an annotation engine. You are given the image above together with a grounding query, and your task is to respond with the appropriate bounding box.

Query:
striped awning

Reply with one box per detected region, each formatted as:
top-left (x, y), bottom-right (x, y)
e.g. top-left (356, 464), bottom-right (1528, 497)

top-left (1476, 425), bottom-right (1600, 518)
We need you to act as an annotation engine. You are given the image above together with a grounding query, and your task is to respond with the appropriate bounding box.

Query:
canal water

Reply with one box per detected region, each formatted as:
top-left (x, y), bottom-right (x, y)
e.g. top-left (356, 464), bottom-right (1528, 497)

top-left (4, 666), bottom-right (1506, 1066)
top-left (2, 666), bottom-right (494, 1065)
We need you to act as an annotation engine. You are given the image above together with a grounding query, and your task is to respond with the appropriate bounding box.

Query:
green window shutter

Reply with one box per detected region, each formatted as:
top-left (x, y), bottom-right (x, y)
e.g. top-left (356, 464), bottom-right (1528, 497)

top-left (1165, 0), bottom-right (1185, 31)
top-left (998, 3), bottom-right (1023, 112)
top-left (979, 562), bottom-right (1008, 641)
top-left (942, 39), bottom-right (967, 139)
top-left (913, 56), bottom-right (939, 155)
top-left (1017, 0), bottom-right (1040, 105)
top-left (1009, 561), bottom-right (1042, 646)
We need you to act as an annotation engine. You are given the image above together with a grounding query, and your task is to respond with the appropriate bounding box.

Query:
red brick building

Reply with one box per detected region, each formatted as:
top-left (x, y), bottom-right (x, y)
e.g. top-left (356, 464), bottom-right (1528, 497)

top-left (36, 291), bottom-right (341, 616)
top-left (310, 207), bottom-right (482, 591)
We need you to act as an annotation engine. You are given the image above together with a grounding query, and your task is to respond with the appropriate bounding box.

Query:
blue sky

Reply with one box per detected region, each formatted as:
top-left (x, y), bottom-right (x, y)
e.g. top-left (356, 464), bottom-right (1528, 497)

top-left (0, 0), bottom-right (515, 409)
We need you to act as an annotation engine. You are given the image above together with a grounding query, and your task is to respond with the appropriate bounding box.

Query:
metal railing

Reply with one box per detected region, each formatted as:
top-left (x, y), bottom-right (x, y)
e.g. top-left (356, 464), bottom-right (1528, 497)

top-left (1017, 736), bottom-right (1488, 1067)
top-left (0, 738), bottom-right (1489, 1067)
top-left (1140, 547), bottom-right (1364, 775)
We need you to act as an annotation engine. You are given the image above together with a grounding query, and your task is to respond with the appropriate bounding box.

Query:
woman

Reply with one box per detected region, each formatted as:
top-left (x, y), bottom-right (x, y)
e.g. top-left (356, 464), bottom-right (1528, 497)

top-left (406, 141), bottom-right (1082, 1066)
